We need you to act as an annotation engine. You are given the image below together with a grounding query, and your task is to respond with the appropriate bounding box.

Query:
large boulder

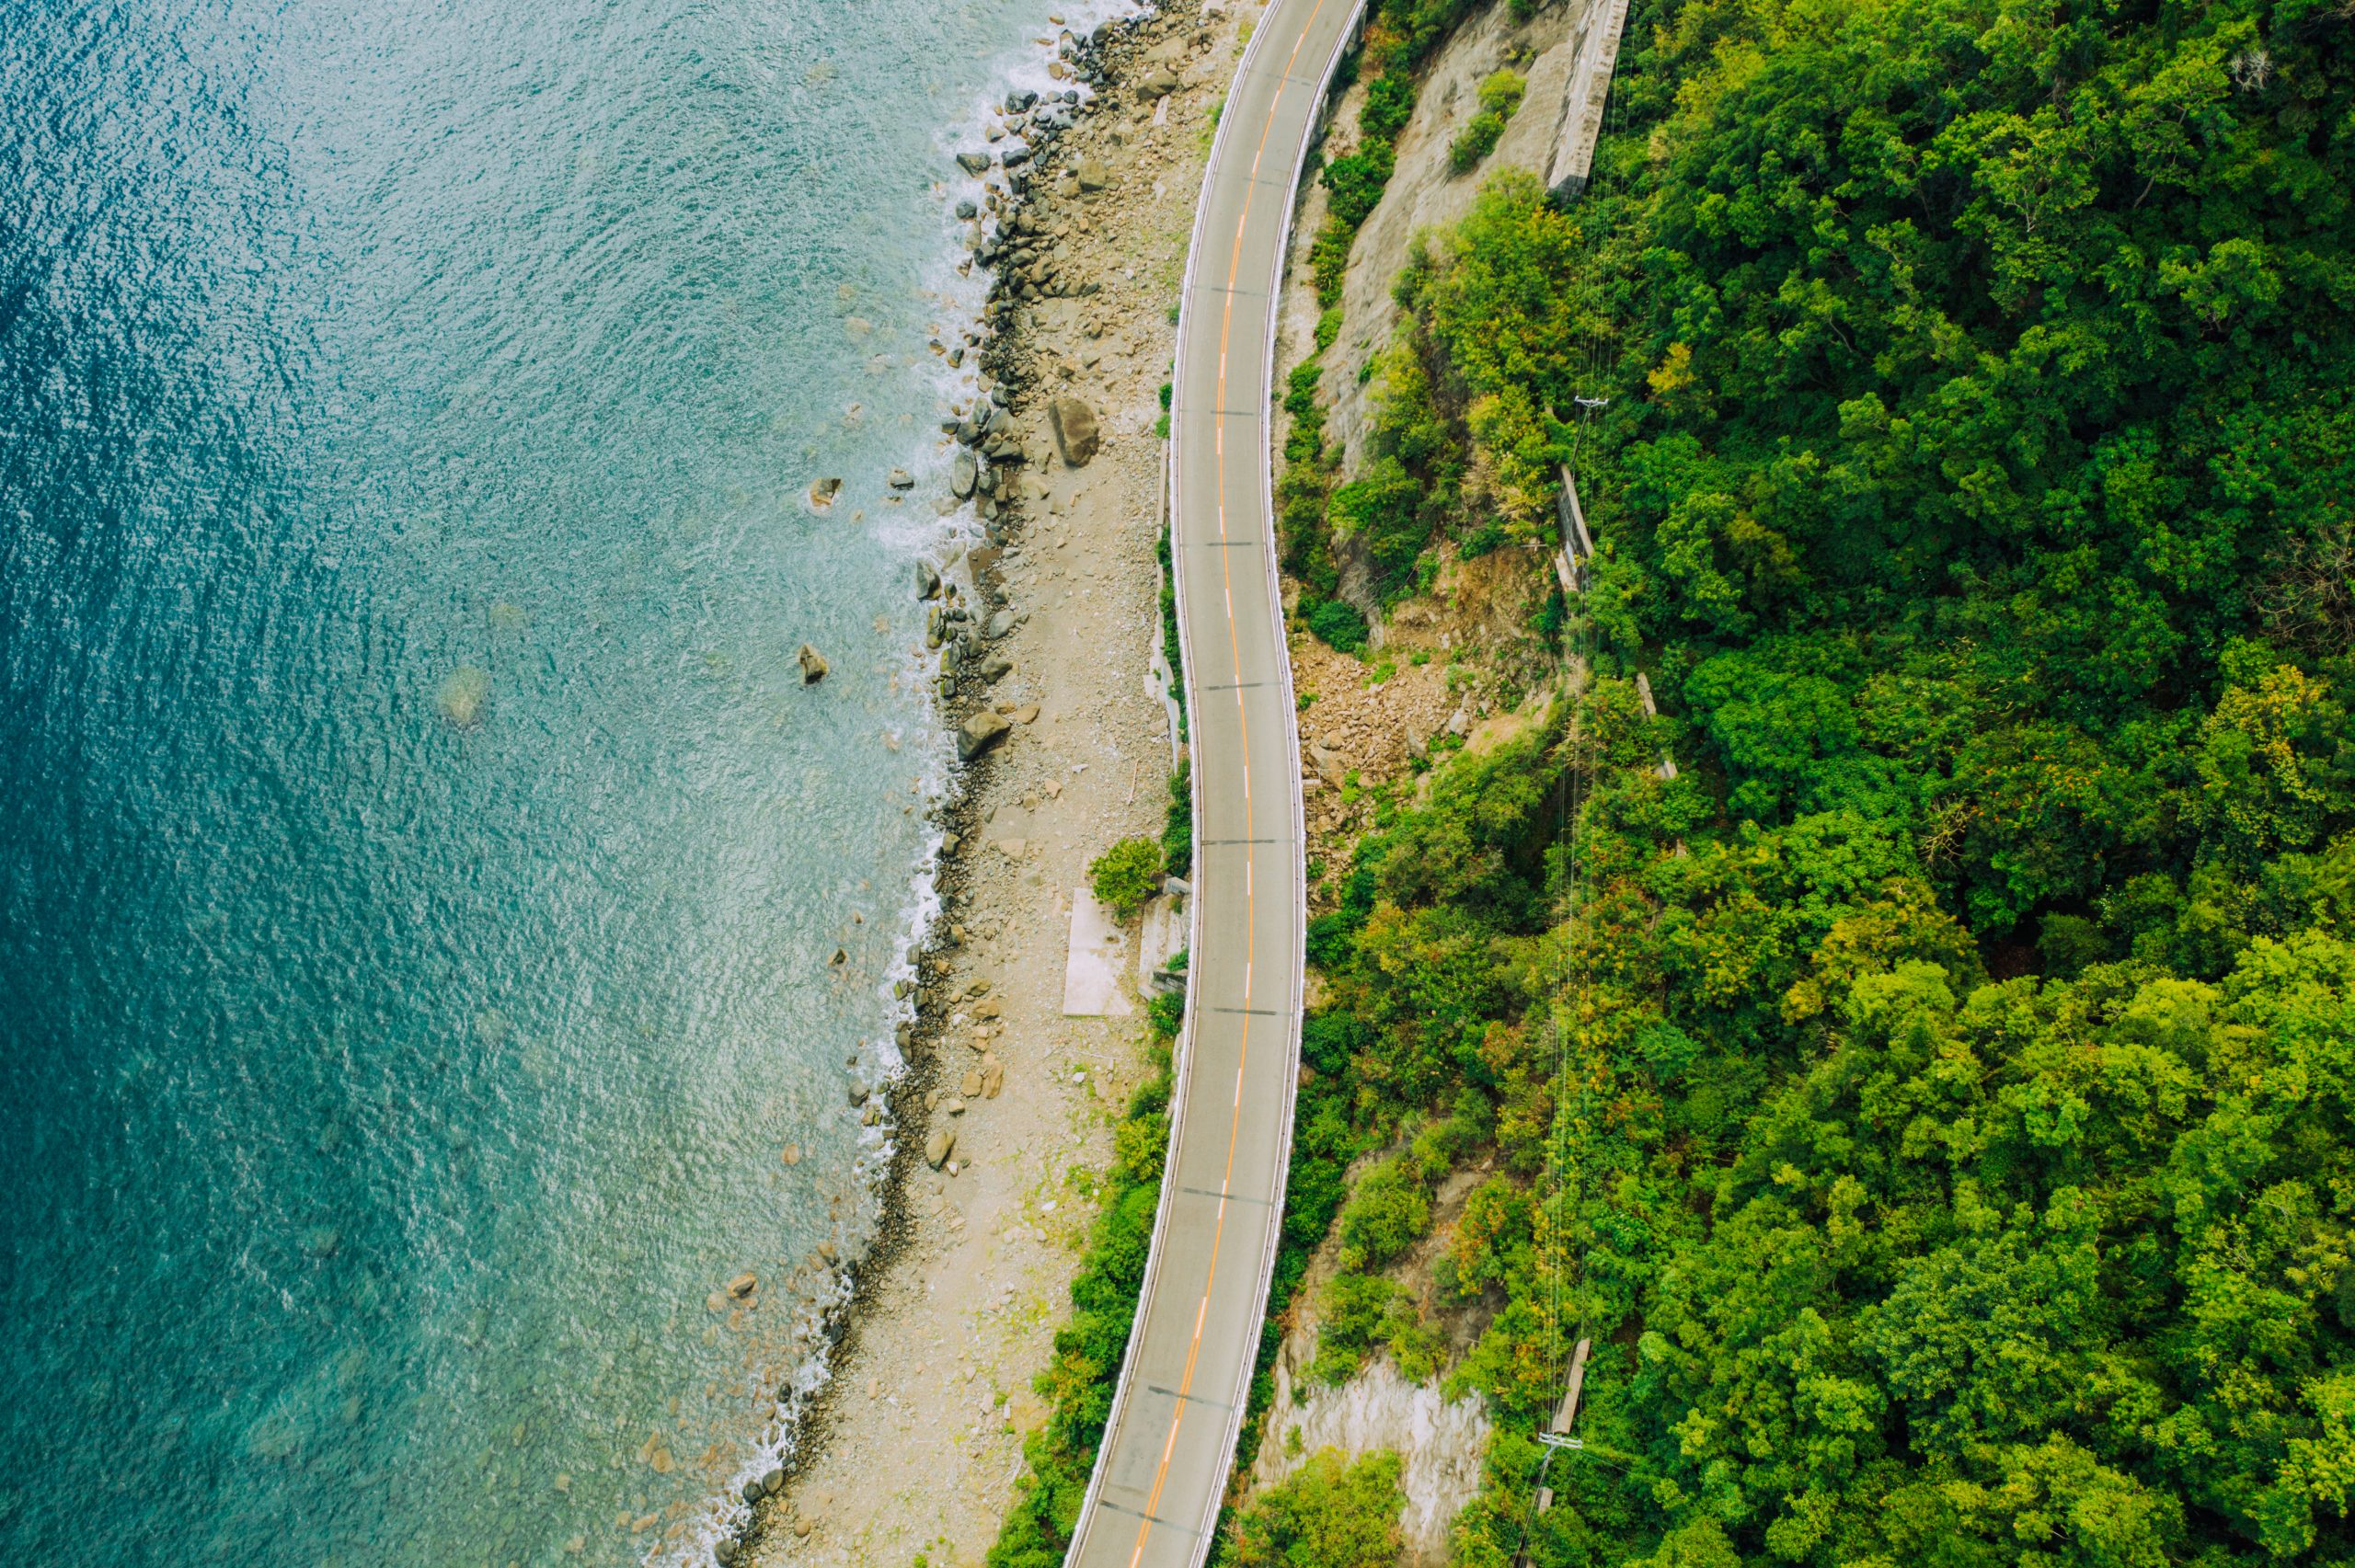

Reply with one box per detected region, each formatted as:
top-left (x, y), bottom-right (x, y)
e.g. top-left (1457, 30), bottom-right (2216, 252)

top-left (951, 451), bottom-right (979, 498)
top-left (1074, 155), bottom-right (1110, 191)
top-left (955, 151), bottom-right (992, 175)
top-left (1049, 397), bottom-right (1100, 466)
top-left (958, 709), bottom-right (1011, 761)
top-left (1137, 66), bottom-right (1180, 99)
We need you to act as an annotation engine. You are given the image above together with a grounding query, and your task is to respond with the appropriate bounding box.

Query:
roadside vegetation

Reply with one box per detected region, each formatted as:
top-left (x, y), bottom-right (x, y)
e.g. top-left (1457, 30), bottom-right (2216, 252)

top-left (985, 999), bottom-right (1179, 1568)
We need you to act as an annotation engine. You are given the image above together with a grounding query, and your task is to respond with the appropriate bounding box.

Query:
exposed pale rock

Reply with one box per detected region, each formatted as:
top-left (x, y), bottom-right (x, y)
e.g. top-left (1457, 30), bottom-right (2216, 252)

top-left (1048, 396), bottom-right (1100, 465)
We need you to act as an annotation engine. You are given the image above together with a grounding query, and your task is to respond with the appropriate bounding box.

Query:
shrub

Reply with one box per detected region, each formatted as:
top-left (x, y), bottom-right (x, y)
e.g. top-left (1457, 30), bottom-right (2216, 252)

top-left (1162, 760), bottom-right (1192, 877)
top-left (1361, 73), bottom-right (1418, 141)
top-left (1448, 110), bottom-right (1505, 174)
top-left (1087, 837), bottom-right (1163, 917)
top-left (1476, 67), bottom-right (1525, 118)
top-left (1320, 140), bottom-right (1396, 227)
top-left (1224, 1448), bottom-right (1405, 1568)
top-left (1301, 596), bottom-right (1369, 654)
top-left (1337, 1157), bottom-right (1428, 1268)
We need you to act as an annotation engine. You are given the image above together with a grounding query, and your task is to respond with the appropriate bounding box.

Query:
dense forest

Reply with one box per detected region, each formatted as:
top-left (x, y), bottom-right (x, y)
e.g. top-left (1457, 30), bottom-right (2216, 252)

top-left (1269, 0), bottom-right (2355, 1562)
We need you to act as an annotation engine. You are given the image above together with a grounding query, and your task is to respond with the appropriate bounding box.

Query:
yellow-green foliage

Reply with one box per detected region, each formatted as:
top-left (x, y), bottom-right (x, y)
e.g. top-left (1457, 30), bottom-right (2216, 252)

top-left (1225, 1448), bottom-right (1406, 1568)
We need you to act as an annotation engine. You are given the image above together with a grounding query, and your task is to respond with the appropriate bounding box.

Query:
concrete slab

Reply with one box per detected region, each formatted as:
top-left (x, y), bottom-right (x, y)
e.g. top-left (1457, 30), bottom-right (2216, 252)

top-left (1140, 890), bottom-right (1189, 995)
top-left (1063, 886), bottom-right (1134, 1016)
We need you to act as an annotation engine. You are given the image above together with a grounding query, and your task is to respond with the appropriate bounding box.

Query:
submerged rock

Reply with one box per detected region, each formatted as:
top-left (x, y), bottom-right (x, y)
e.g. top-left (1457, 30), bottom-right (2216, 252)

top-left (436, 666), bottom-right (490, 728)
top-left (808, 476), bottom-right (842, 508)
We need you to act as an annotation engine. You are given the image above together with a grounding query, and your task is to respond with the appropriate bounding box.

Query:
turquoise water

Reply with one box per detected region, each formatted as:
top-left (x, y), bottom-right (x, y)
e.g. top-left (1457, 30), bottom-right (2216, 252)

top-left (0, 0), bottom-right (1111, 1562)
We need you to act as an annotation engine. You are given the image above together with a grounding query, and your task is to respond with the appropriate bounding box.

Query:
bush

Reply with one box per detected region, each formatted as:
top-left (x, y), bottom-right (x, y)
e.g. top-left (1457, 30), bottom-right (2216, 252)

top-left (1448, 110), bottom-right (1505, 174)
top-left (1361, 73), bottom-right (1418, 141)
top-left (1320, 140), bottom-right (1396, 227)
top-left (1476, 66), bottom-right (1525, 118)
top-left (1337, 1157), bottom-right (1428, 1268)
top-left (1162, 760), bottom-right (1192, 878)
top-left (1224, 1448), bottom-right (1404, 1568)
top-left (1087, 837), bottom-right (1164, 917)
top-left (1300, 596), bottom-right (1369, 654)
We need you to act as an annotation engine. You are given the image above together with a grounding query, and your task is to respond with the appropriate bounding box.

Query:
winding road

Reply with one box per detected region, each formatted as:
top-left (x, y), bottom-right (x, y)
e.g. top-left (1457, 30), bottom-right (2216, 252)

top-left (1063, 2), bottom-right (1361, 1564)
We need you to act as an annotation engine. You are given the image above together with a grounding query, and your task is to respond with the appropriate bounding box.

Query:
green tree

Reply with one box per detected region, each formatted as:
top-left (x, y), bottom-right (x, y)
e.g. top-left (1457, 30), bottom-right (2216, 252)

top-left (1088, 837), bottom-right (1164, 918)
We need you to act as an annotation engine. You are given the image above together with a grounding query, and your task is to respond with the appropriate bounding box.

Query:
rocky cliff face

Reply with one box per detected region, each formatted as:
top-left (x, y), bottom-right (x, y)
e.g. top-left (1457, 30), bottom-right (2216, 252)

top-left (1302, 0), bottom-right (1605, 472)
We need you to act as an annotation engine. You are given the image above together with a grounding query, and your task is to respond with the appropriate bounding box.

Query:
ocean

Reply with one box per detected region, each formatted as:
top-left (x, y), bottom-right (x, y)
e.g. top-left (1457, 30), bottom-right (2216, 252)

top-left (0, 0), bottom-right (1119, 1562)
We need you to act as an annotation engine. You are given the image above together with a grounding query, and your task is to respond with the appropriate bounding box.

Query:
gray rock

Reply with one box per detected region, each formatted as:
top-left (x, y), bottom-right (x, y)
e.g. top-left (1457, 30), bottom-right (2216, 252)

top-left (980, 653), bottom-right (1013, 683)
top-left (917, 559), bottom-right (942, 600)
top-left (955, 198), bottom-right (978, 220)
top-left (984, 609), bottom-right (1018, 640)
top-left (1074, 155), bottom-right (1110, 191)
top-left (717, 1538), bottom-right (740, 1565)
top-left (1006, 88), bottom-right (1038, 112)
top-left (925, 1127), bottom-right (958, 1168)
top-left (1000, 143), bottom-right (1030, 168)
top-left (887, 467), bottom-right (913, 490)
top-left (798, 643), bottom-right (830, 684)
top-left (741, 1479), bottom-right (765, 1505)
top-left (1138, 66), bottom-right (1180, 98)
top-left (1049, 396), bottom-right (1100, 466)
top-left (951, 450), bottom-right (979, 498)
top-left (763, 1467), bottom-right (786, 1495)
top-left (955, 151), bottom-right (992, 175)
top-left (958, 710), bottom-right (1011, 761)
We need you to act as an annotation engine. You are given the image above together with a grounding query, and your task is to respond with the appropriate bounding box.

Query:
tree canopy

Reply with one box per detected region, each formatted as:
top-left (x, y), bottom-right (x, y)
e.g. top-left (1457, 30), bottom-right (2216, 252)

top-left (1272, 0), bottom-right (2355, 1562)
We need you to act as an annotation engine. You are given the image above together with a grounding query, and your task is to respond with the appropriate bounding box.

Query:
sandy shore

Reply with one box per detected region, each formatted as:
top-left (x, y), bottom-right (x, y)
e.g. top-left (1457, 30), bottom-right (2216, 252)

top-left (729, 6), bottom-right (1259, 1565)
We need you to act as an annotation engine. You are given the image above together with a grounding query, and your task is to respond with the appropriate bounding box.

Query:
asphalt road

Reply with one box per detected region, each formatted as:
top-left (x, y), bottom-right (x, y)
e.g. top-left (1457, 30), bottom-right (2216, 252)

top-left (1063, 3), bottom-right (1361, 1565)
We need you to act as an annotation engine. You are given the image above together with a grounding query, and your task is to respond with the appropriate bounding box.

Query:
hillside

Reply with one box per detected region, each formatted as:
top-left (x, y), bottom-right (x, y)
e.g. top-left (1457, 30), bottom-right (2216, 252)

top-left (1225, 0), bottom-right (2355, 1563)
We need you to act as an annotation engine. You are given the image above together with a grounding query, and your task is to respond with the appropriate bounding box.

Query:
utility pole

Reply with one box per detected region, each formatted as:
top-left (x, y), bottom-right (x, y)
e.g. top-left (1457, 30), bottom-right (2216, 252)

top-left (1514, 1337), bottom-right (1593, 1567)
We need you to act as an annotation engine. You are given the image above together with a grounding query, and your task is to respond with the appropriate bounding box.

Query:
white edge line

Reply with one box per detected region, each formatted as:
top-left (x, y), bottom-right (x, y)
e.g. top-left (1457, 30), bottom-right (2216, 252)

top-left (1062, 0), bottom-right (1361, 1561)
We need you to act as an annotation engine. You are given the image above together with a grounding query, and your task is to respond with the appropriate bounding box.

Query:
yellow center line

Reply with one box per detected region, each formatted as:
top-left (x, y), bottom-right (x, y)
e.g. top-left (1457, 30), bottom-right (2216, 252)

top-left (1121, 1), bottom-right (1329, 1562)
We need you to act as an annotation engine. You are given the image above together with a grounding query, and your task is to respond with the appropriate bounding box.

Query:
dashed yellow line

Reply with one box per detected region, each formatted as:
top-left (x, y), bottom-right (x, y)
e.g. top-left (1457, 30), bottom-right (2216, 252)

top-left (1120, 2), bottom-right (1329, 1561)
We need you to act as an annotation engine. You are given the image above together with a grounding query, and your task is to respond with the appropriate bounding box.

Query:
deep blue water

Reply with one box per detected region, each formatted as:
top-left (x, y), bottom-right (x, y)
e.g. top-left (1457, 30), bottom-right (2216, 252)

top-left (0, 0), bottom-right (1102, 1562)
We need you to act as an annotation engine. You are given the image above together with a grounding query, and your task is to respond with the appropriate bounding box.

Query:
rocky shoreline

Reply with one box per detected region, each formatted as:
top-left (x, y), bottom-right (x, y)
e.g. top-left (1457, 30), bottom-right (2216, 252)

top-left (681, 6), bottom-right (1249, 1566)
